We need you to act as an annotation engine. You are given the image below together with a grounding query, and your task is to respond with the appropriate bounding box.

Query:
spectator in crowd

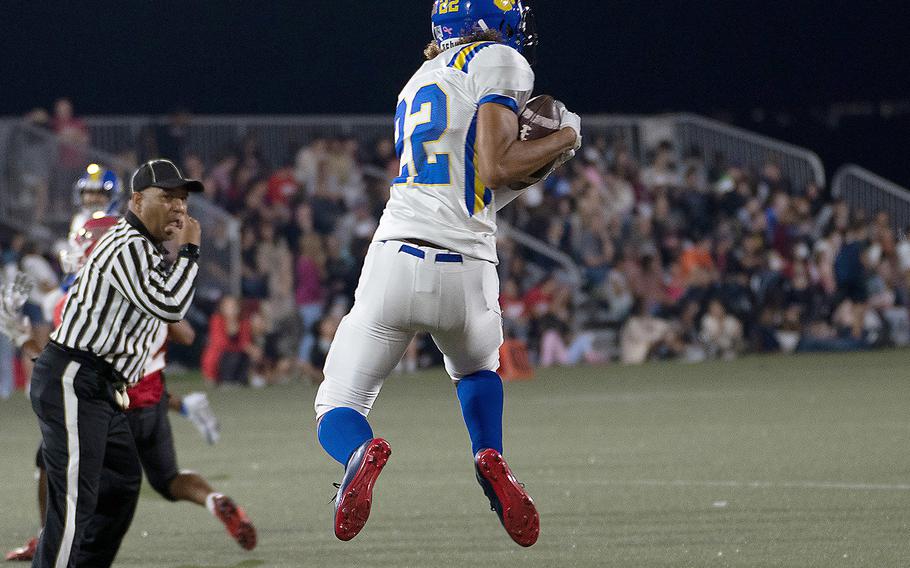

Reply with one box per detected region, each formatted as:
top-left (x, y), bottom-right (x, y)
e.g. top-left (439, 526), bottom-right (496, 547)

top-left (240, 225), bottom-right (268, 299)
top-left (296, 234), bottom-right (326, 365)
top-left (267, 158), bottom-right (301, 209)
top-left (299, 312), bottom-right (341, 384)
top-left (620, 300), bottom-right (683, 364)
top-left (500, 278), bottom-right (530, 341)
top-left (51, 98), bottom-right (89, 168)
top-left (578, 213), bottom-right (614, 288)
top-left (156, 109), bottom-right (191, 161)
top-left (834, 222), bottom-right (869, 339)
top-left (700, 299), bottom-right (744, 360)
top-left (205, 152), bottom-right (238, 204)
top-left (14, 109), bottom-right (53, 220)
top-left (202, 296), bottom-right (254, 385)
top-left (538, 286), bottom-right (606, 367)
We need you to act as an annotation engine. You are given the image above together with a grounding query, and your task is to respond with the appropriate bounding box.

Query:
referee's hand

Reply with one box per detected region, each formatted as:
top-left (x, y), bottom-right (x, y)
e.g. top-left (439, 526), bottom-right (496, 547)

top-left (178, 216), bottom-right (202, 246)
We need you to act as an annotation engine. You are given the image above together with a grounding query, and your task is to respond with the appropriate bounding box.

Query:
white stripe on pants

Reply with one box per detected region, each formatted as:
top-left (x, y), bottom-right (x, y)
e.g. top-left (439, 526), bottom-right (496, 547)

top-left (55, 361), bottom-right (81, 568)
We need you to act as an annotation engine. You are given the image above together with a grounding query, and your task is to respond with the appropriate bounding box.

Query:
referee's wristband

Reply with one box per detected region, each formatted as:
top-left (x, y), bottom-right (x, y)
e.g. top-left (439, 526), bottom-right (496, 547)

top-left (178, 243), bottom-right (200, 261)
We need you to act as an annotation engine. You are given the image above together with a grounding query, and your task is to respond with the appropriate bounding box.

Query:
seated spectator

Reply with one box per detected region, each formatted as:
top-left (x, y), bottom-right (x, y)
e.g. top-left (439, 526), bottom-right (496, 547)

top-left (679, 234), bottom-right (715, 283)
top-left (578, 213), bottom-right (614, 288)
top-left (700, 299), bottom-right (744, 360)
top-left (300, 313), bottom-right (341, 384)
top-left (641, 140), bottom-right (680, 190)
top-left (240, 225), bottom-right (268, 298)
top-left (202, 296), bottom-right (253, 385)
top-left (598, 269), bottom-right (634, 324)
top-left (538, 287), bottom-right (606, 367)
top-left (500, 278), bottom-right (529, 342)
top-left (267, 162), bottom-right (301, 208)
top-left (620, 300), bottom-right (682, 364)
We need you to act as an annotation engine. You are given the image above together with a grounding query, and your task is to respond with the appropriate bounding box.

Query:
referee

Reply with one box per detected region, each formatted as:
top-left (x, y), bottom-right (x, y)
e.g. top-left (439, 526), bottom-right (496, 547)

top-left (30, 159), bottom-right (203, 568)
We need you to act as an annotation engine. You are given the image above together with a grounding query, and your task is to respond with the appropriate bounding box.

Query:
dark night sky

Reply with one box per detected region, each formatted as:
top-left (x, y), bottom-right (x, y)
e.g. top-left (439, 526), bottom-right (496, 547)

top-left (1, 1), bottom-right (908, 116)
top-left (2, 1), bottom-right (910, 182)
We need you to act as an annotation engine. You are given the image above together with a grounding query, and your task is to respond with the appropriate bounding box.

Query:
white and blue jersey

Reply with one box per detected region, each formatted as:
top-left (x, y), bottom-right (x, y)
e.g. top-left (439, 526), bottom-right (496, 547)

top-left (372, 41), bottom-right (535, 263)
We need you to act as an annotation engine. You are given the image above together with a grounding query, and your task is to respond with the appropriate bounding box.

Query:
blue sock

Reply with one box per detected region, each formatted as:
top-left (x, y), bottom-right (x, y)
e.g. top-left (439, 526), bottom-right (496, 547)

top-left (456, 370), bottom-right (503, 456)
top-left (179, 402), bottom-right (188, 416)
top-left (317, 407), bottom-right (374, 466)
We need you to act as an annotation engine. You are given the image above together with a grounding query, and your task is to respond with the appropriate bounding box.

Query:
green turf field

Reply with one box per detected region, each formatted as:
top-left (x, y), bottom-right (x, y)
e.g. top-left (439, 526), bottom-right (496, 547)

top-left (2, 350), bottom-right (910, 567)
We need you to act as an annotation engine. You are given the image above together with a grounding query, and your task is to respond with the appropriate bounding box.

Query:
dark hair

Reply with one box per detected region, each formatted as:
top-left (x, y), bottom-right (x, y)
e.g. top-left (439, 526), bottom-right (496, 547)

top-left (424, 29), bottom-right (503, 60)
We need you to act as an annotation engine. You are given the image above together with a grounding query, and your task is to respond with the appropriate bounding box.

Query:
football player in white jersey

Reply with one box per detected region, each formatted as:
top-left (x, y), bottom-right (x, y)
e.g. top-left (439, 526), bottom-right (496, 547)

top-left (315, 0), bottom-right (581, 546)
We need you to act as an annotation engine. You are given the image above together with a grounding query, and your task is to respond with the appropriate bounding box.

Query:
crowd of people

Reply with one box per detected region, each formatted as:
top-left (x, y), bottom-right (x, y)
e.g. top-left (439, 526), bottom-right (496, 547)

top-left (3, 105), bottom-right (910, 390)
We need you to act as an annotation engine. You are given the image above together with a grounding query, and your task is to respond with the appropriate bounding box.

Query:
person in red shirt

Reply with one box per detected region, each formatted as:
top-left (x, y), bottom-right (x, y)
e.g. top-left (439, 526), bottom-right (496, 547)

top-left (201, 296), bottom-right (255, 385)
top-left (51, 98), bottom-right (90, 169)
top-left (266, 164), bottom-right (300, 207)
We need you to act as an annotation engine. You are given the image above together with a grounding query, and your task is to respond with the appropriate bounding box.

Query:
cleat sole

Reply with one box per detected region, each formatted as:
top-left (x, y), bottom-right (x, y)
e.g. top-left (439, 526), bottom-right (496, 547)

top-left (334, 438), bottom-right (391, 541)
top-left (476, 449), bottom-right (540, 547)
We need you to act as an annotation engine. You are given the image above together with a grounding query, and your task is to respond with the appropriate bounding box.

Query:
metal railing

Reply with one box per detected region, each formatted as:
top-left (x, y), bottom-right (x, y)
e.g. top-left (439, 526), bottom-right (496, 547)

top-left (831, 164), bottom-right (910, 233)
top-left (576, 115), bottom-right (647, 163)
top-left (674, 113), bottom-right (826, 191)
top-left (85, 115), bottom-right (393, 168)
top-left (499, 221), bottom-right (582, 289)
top-left (82, 113), bottom-right (827, 190)
top-left (0, 119), bottom-right (241, 297)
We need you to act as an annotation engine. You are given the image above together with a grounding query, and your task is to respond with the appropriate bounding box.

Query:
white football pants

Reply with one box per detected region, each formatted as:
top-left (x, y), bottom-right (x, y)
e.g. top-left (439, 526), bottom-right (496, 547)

top-left (314, 240), bottom-right (503, 418)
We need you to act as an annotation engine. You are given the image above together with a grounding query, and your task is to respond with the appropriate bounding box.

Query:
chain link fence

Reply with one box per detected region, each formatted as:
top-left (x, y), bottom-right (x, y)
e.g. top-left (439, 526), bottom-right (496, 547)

top-left (832, 164), bottom-right (910, 233)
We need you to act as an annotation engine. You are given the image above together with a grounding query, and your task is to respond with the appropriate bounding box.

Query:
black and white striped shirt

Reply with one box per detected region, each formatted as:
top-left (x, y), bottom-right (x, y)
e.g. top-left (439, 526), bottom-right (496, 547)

top-left (50, 211), bottom-right (199, 384)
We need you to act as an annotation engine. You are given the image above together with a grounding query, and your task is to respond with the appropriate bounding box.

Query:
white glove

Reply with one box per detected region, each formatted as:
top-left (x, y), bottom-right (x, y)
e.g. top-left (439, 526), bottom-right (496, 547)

top-left (0, 272), bottom-right (31, 320)
top-left (555, 149), bottom-right (576, 168)
top-left (554, 100), bottom-right (582, 151)
top-left (0, 272), bottom-right (33, 348)
top-left (0, 312), bottom-right (32, 348)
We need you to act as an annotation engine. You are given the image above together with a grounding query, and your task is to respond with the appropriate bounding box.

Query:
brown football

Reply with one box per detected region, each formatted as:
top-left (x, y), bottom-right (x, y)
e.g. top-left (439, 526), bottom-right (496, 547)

top-left (510, 94), bottom-right (561, 191)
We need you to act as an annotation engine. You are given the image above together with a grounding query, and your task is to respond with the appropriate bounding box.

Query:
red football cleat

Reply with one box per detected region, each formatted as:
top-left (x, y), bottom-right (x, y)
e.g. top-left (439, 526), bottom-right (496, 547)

top-left (474, 449), bottom-right (540, 547)
top-left (213, 496), bottom-right (257, 550)
top-left (333, 438), bottom-right (392, 541)
top-left (4, 537), bottom-right (37, 561)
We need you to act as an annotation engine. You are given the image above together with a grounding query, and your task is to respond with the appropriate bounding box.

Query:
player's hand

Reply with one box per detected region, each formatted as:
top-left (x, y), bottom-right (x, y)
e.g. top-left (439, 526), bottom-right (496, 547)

top-left (0, 272), bottom-right (31, 320)
top-left (0, 272), bottom-right (33, 348)
top-left (555, 149), bottom-right (576, 168)
top-left (554, 100), bottom-right (582, 151)
top-left (178, 216), bottom-right (202, 246)
top-left (0, 312), bottom-right (32, 348)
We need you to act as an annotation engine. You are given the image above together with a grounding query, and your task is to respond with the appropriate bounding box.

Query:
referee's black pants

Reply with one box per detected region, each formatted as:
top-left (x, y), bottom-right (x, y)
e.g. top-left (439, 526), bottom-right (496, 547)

top-left (29, 344), bottom-right (142, 568)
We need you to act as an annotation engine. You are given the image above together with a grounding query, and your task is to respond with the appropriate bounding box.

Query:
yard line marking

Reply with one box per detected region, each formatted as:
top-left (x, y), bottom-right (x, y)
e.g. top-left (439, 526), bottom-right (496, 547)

top-left (226, 477), bottom-right (910, 492)
top-left (569, 479), bottom-right (910, 492)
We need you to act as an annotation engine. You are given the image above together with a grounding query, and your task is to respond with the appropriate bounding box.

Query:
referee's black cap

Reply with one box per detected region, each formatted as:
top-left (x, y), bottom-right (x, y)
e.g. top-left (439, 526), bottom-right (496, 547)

top-left (130, 159), bottom-right (204, 194)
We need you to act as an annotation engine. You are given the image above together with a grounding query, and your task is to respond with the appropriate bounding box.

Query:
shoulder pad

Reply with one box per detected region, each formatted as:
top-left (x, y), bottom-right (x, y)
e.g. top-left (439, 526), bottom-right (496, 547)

top-left (448, 42), bottom-right (534, 93)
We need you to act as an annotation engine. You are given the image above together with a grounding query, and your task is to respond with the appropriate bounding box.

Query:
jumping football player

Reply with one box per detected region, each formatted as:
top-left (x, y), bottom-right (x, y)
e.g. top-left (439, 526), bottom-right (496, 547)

top-left (314, 0), bottom-right (581, 547)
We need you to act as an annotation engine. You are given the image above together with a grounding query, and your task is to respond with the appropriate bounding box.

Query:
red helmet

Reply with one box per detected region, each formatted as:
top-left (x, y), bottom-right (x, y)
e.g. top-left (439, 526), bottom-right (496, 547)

top-left (60, 215), bottom-right (119, 274)
top-left (76, 215), bottom-right (119, 257)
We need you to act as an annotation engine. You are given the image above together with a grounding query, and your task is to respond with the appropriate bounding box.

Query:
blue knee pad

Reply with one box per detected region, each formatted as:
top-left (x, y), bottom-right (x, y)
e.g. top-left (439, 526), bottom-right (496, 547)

top-left (456, 370), bottom-right (503, 456)
top-left (317, 407), bottom-right (374, 466)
